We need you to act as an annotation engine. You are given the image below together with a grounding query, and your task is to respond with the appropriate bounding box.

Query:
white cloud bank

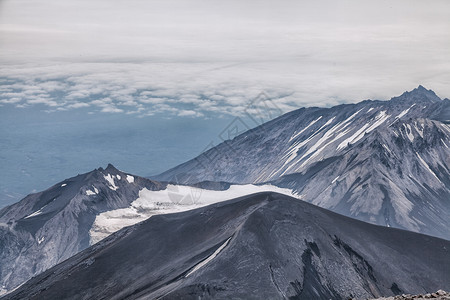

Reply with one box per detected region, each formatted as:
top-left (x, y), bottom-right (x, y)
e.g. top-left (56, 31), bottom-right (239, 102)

top-left (0, 0), bottom-right (449, 117)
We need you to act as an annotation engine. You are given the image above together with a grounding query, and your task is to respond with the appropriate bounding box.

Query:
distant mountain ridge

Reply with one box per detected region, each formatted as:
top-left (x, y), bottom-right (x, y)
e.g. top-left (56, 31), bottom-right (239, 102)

top-left (154, 86), bottom-right (450, 239)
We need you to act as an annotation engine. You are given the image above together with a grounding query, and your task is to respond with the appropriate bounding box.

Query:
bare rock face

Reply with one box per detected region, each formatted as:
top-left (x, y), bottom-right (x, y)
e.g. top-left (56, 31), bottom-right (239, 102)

top-left (154, 86), bottom-right (450, 240)
top-left (0, 164), bottom-right (166, 293)
top-left (4, 193), bottom-right (450, 300)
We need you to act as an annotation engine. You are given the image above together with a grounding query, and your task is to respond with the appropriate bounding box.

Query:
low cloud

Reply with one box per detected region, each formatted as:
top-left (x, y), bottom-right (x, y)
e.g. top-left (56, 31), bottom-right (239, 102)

top-left (67, 102), bottom-right (90, 109)
top-left (0, 60), bottom-right (449, 120)
top-left (100, 106), bottom-right (124, 113)
top-left (0, 0), bottom-right (449, 118)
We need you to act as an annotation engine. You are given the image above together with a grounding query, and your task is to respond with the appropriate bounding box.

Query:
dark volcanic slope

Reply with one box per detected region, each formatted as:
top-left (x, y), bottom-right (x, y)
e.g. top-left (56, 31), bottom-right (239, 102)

top-left (5, 192), bottom-right (449, 300)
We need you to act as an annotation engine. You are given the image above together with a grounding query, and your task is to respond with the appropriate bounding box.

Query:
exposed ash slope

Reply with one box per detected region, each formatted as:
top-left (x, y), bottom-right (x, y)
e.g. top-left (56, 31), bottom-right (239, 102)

top-left (5, 192), bottom-right (449, 300)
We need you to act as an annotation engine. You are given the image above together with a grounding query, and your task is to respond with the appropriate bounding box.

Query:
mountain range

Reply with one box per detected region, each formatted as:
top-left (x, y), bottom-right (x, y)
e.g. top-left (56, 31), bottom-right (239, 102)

top-left (0, 86), bottom-right (449, 298)
top-left (0, 165), bottom-right (297, 294)
top-left (4, 193), bottom-right (450, 300)
top-left (156, 86), bottom-right (450, 239)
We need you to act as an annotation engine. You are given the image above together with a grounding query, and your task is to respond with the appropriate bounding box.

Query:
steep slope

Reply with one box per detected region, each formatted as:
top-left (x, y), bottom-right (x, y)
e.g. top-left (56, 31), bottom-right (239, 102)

top-left (4, 192), bottom-right (449, 300)
top-left (154, 86), bottom-right (450, 239)
top-left (272, 118), bottom-right (450, 238)
top-left (0, 164), bottom-right (166, 294)
top-left (155, 86), bottom-right (446, 184)
top-left (0, 165), bottom-right (299, 294)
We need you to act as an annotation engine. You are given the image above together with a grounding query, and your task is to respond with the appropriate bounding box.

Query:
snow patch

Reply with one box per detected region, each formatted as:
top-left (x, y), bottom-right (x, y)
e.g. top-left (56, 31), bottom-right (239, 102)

top-left (337, 111), bottom-right (390, 150)
top-left (395, 104), bottom-right (415, 119)
top-left (441, 139), bottom-right (449, 149)
top-left (416, 153), bottom-right (442, 183)
top-left (414, 122), bottom-right (424, 138)
top-left (382, 144), bottom-right (392, 154)
top-left (185, 237), bottom-right (232, 277)
top-left (332, 176), bottom-right (340, 184)
top-left (104, 174), bottom-right (118, 191)
top-left (289, 116), bottom-right (322, 142)
top-left (337, 123), bottom-right (370, 150)
top-left (24, 204), bottom-right (48, 219)
top-left (366, 111), bottom-right (390, 133)
top-left (116, 175), bottom-right (121, 180)
top-left (404, 124), bottom-right (414, 142)
top-left (86, 186), bottom-right (99, 196)
top-left (126, 175), bottom-right (135, 183)
top-left (297, 117), bottom-right (337, 160)
top-left (280, 116), bottom-right (342, 175)
top-left (61, 183), bottom-right (67, 187)
top-left (89, 184), bottom-right (301, 244)
top-left (37, 237), bottom-right (45, 244)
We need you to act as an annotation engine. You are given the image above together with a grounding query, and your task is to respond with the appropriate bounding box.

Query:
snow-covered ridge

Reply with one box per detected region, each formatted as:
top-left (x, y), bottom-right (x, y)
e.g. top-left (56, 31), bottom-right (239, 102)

top-left (277, 109), bottom-right (392, 178)
top-left (89, 184), bottom-right (300, 245)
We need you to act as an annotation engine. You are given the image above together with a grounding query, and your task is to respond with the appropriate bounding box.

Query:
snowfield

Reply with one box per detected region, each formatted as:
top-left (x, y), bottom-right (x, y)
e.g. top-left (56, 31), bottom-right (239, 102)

top-left (89, 184), bottom-right (301, 244)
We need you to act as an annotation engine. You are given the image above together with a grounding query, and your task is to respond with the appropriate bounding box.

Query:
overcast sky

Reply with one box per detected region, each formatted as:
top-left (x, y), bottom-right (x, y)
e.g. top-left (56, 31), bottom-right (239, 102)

top-left (1, 0), bottom-right (449, 117)
top-left (0, 0), bottom-right (450, 207)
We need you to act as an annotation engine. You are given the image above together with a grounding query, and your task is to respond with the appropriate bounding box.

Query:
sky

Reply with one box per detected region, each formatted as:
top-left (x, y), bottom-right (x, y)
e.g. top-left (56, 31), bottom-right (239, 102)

top-left (0, 0), bottom-right (449, 207)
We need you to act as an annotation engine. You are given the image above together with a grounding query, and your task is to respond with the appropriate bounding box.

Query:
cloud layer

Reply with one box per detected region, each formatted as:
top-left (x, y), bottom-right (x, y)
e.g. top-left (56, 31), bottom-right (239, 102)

top-left (0, 0), bottom-right (449, 117)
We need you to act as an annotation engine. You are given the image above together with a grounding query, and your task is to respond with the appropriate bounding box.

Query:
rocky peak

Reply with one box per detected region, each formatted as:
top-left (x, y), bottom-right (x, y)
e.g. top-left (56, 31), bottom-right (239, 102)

top-left (391, 85), bottom-right (441, 105)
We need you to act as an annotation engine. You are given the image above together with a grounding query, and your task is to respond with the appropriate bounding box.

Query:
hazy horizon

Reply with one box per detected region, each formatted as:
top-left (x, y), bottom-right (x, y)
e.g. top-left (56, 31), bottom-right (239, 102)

top-left (1, 0), bottom-right (449, 207)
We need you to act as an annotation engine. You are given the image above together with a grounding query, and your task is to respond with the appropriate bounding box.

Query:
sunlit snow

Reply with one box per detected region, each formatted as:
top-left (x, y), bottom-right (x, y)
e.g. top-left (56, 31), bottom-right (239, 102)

top-left (126, 175), bottom-right (135, 183)
top-left (395, 104), bottom-right (415, 119)
top-left (104, 174), bottom-right (118, 191)
top-left (89, 184), bottom-right (301, 244)
top-left (185, 237), bottom-right (232, 277)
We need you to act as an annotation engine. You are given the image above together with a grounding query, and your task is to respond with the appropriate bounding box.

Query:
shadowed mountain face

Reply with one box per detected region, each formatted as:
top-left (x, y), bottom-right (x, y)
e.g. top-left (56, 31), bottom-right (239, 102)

top-left (154, 86), bottom-right (450, 239)
top-left (0, 164), bottom-right (166, 293)
top-left (4, 192), bottom-right (449, 300)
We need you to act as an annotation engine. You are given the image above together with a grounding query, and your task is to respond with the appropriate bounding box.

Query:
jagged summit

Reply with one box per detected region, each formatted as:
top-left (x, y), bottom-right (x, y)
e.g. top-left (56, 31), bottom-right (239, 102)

top-left (154, 87), bottom-right (450, 240)
top-left (96, 163), bottom-right (118, 173)
top-left (391, 85), bottom-right (441, 104)
top-left (105, 163), bottom-right (119, 172)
